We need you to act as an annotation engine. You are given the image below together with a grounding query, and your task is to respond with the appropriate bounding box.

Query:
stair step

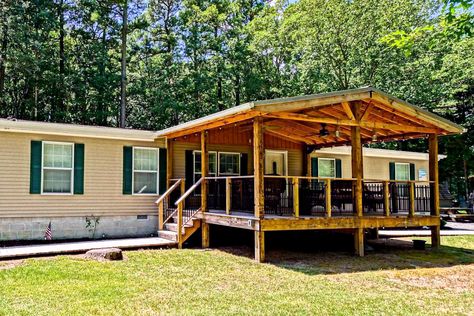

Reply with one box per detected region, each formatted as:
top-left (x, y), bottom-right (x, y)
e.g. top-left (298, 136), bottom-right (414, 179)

top-left (164, 223), bottom-right (192, 233)
top-left (158, 230), bottom-right (178, 242)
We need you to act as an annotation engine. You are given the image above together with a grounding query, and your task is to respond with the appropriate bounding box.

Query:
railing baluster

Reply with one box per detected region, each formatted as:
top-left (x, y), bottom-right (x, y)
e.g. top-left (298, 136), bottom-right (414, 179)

top-left (409, 181), bottom-right (415, 217)
top-left (293, 177), bottom-right (299, 218)
top-left (325, 179), bottom-right (331, 218)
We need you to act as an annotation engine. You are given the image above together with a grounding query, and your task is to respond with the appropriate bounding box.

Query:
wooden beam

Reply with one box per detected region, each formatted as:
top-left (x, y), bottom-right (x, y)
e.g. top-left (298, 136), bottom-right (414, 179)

top-left (429, 134), bottom-right (440, 249)
top-left (259, 215), bottom-right (440, 231)
top-left (263, 112), bottom-right (439, 133)
top-left (409, 182), bottom-right (415, 217)
top-left (341, 102), bottom-right (356, 120)
top-left (360, 103), bottom-right (373, 121)
top-left (265, 128), bottom-right (316, 145)
top-left (254, 117), bottom-right (265, 218)
top-left (226, 178), bottom-right (231, 215)
top-left (325, 179), bottom-right (332, 217)
top-left (202, 222), bottom-right (210, 248)
top-left (166, 111), bottom-right (260, 138)
top-left (383, 181), bottom-right (390, 217)
top-left (354, 228), bottom-right (364, 257)
top-left (201, 131), bottom-right (208, 213)
top-left (166, 138), bottom-right (173, 188)
top-left (255, 230), bottom-right (265, 263)
top-left (351, 103), bottom-right (363, 217)
top-left (293, 177), bottom-right (300, 218)
top-left (257, 91), bottom-right (372, 113)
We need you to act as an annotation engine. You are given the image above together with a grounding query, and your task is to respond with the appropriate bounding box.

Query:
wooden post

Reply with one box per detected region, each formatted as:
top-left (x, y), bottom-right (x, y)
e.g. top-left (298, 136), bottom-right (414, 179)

top-left (383, 181), bottom-right (390, 217)
top-left (255, 230), bottom-right (265, 263)
top-left (158, 202), bottom-right (164, 230)
top-left (325, 179), bottom-right (331, 218)
top-left (202, 222), bottom-right (210, 248)
top-left (180, 179), bottom-right (186, 209)
top-left (354, 227), bottom-right (364, 257)
top-left (351, 102), bottom-right (363, 217)
top-left (166, 138), bottom-right (173, 188)
top-left (409, 181), bottom-right (415, 217)
top-left (293, 177), bottom-right (299, 218)
top-left (429, 134), bottom-right (440, 248)
top-left (201, 131), bottom-right (208, 213)
top-left (226, 177), bottom-right (231, 215)
top-left (253, 117), bottom-right (264, 219)
top-left (177, 202), bottom-right (183, 249)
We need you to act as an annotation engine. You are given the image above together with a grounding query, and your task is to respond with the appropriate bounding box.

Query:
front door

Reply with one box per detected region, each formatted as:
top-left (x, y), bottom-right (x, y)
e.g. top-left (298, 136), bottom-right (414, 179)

top-left (265, 150), bottom-right (287, 176)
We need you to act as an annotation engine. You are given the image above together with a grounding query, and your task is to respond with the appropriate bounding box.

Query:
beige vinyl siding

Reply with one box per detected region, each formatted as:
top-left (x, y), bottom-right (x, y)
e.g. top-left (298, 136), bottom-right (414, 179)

top-left (311, 153), bottom-right (430, 180)
top-left (171, 141), bottom-right (303, 179)
top-left (0, 132), bottom-right (165, 218)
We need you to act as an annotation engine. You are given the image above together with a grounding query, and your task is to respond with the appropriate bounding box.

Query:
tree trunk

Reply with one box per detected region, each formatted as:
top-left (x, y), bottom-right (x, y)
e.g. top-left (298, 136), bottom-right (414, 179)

top-left (234, 73), bottom-right (240, 106)
top-left (0, 21), bottom-right (7, 97)
top-left (120, 0), bottom-right (128, 128)
top-left (58, 0), bottom-right (65, 120)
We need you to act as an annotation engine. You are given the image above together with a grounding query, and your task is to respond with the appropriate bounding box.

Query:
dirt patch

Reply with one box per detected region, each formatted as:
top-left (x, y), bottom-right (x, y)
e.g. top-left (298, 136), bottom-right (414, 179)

top-left (388, 265), bottom-right (474, 293)
top-left (0, 259), bottom-right (24, 270)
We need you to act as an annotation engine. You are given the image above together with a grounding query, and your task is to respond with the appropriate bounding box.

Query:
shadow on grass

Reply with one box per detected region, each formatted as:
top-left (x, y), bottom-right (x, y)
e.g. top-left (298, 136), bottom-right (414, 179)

top-left (211, 229), bottom-right (474, 275)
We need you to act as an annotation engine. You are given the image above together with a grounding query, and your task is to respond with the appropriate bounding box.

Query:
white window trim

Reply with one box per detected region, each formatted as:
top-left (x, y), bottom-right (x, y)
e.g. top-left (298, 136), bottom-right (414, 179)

top-left (394, 162), bottom-right (411, 181)
top-left (218, 152), bottom-right (241, 176)
top-left (265, 149), bottom-right (288, 176)
top-left (41, 141), bottom-right (74, 195)
top-left (132, 146), bottom-right (160, 195)
top-left (318, 157), bottom-right (336, 178)
top-left (193, 150), bottom-right (217, 183)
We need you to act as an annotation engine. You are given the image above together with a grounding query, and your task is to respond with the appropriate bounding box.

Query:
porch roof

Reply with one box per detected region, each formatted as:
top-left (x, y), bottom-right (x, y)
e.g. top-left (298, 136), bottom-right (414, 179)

top-left (155, 87), bottom-right (464, 147)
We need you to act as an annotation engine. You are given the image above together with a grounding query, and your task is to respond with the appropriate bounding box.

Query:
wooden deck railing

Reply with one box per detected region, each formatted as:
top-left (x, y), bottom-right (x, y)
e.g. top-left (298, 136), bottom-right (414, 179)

top-left (202, 175), bottom-right (434, 218)
top-left (155, 178), bottom-right (185, 230)
top-left (173, 178), bottom-right (203, 246)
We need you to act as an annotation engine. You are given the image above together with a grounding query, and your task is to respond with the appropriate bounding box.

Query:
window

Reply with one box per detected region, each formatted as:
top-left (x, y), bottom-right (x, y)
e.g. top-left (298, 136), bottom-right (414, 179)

top-left (193, 151), bottom-right (217, 182)
top-left (395, 162), bottom-right (410, 181)
top-left (318, 158), bottom-right (335, 178)
top-left (219, 152), bottom-right (240, 175)
top-left (133, 147), bottom-right (159, 194)
top-left (42, 142), bottom-right (74, 194)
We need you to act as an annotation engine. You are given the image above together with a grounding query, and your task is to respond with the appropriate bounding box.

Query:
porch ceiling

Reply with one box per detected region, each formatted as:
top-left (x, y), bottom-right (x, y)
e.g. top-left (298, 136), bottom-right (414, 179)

top-left (155, 87), bottom-right (464, 147)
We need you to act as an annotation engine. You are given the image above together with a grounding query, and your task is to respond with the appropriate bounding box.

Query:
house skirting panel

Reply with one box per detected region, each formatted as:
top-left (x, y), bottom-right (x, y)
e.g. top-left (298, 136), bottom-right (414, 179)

top-left (0, 215), bottom-right (158, 241)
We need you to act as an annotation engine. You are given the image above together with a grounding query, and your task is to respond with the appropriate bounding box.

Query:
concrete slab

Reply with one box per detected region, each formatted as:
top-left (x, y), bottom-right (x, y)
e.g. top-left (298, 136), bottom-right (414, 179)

top-left (0, 237), bottom-right (176, 260)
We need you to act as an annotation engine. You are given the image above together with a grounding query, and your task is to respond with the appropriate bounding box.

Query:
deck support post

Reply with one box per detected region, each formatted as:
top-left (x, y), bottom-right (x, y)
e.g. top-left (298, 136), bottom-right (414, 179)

top-left (429, 134), bottom-right (440, 248)
top-left (201, 131), bottom-right (209, 248)
top-left (409, 181), bottom-right (415, 217)
top-left (255, 230), bottom-right (265, 263)
top-left (226, 178), bottom-right (231, 215)
top-left (354, 227), bottom-right (364, 256)
top-left (351, 102), bottom-right (363, 217)
top-left (383, 181), bottom-right (390, 216)
top-left (253, 117), bottom-right (264, 219)
top-left (202, 222), bottom-right (210, 248)
top-left (325, 179), bottom-right (332, 217)
top-left (293, 177), bottom-right (299, 218)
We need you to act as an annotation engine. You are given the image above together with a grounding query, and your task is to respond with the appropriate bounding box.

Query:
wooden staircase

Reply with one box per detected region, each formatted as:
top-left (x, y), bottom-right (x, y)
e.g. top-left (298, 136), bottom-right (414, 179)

top-left (156, 178), bottom-right (203, 248)
top-left (158, 209), bottom-right (201, 243)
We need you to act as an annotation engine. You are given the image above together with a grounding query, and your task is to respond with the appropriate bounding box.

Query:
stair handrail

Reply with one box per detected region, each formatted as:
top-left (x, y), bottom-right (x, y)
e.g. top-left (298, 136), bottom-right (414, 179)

top-left (174, 177), bottom-right (203, 206)
top-left (174, 177), bottom-right (204, 247)
top-left (156, 179), bottom-right (183, 230)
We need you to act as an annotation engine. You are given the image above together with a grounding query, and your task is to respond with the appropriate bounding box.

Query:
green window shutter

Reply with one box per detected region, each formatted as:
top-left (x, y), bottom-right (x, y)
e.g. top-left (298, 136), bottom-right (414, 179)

top-left (73, 143), bottom-right (85, 194)
top-left (159, 148), bottom-right (167, 194)
top-left (409, 163), bottom-right (416, 181)
top-left (335, 159), bottom-right (342, 178)
top-left (123, 146), bottom-right (133, 194)
top-left (311, 157), bottom-right (318, 177)
top-left (30, 140), bottom-right (42, 194)
top-left (240, 153), bottom-right (248, 176)
top-left (389, 162), bottom-right (395, 180)
top-left (185, 150), bottom-right (194, 189)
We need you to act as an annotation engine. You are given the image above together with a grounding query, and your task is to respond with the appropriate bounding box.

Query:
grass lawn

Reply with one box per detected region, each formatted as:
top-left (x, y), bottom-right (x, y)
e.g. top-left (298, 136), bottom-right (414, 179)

top-left (1, 236), bottom-right (474, 315)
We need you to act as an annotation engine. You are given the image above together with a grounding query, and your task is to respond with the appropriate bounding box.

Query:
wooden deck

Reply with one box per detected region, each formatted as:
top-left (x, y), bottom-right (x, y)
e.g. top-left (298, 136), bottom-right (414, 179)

top-left (199, 210), bottom-right (439, 231)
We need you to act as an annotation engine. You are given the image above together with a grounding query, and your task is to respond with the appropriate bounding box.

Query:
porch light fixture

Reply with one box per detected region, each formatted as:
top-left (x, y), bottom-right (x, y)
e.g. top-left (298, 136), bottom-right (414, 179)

top-left (372, 132), bottom-right (377, 142)
top-left (335, 126), bottom-right (340, 138)
top-left (319, 124), bottom-right (329, 137)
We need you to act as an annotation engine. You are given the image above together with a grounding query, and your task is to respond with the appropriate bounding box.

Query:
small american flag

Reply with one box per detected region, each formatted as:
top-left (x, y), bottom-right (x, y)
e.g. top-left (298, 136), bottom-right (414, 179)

top-left (44, 221), bottom-right (52, 240)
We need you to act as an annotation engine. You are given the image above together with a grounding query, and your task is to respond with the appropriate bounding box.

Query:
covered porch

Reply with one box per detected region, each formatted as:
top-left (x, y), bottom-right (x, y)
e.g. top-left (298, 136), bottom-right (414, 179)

top-left (156, 87), bottom-right (463, 262)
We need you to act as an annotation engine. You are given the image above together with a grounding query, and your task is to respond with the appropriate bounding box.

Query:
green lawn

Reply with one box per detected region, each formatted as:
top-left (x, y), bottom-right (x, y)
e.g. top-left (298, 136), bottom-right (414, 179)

top-left (1, 236), bottom-right (474, 315)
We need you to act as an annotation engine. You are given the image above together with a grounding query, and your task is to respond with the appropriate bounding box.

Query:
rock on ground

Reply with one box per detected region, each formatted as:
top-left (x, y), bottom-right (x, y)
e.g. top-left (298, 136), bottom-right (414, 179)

top-left (84, 248), bottom-right (123, 261)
